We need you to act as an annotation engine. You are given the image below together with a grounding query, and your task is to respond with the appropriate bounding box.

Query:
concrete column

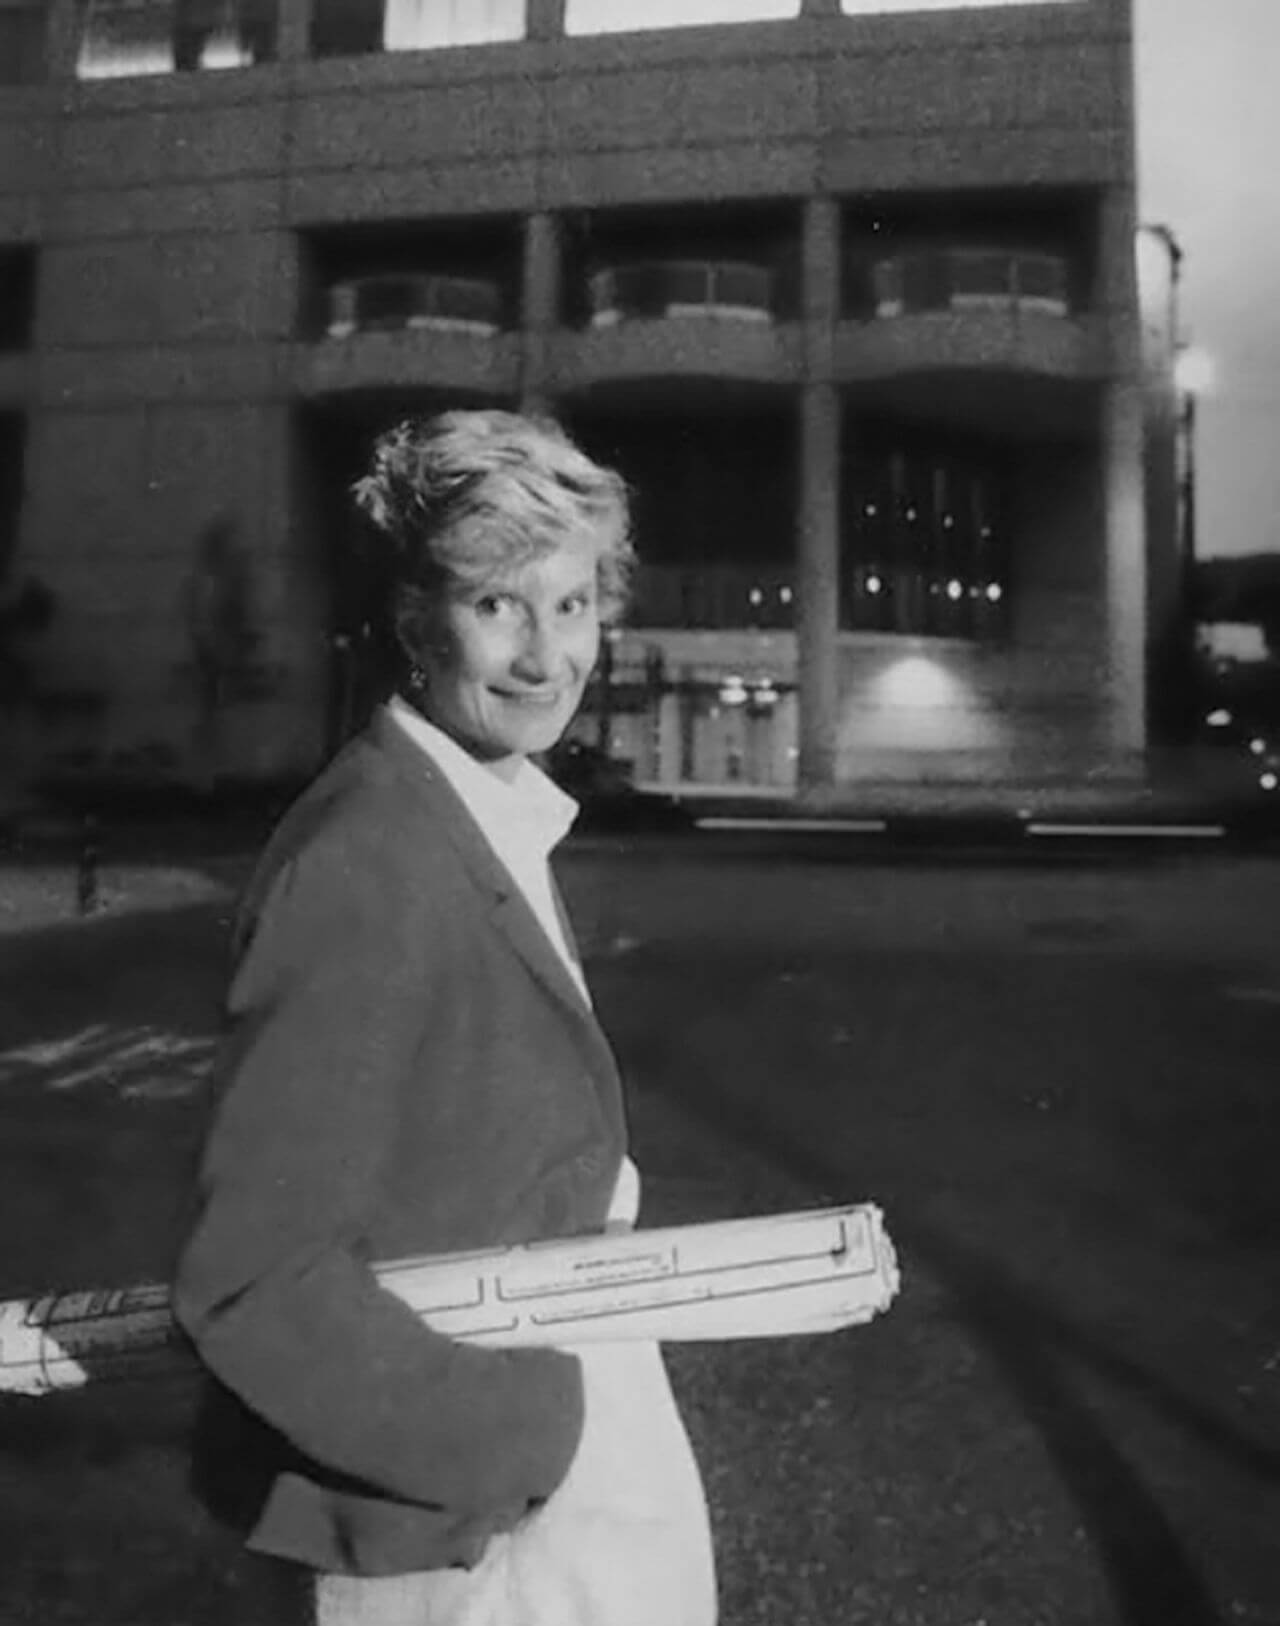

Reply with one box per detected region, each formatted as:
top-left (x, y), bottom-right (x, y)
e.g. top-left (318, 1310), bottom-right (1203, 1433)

top-left (1103, 378), bottom-right (1147, 759)
top-left (795, 194), bottom-right (842, 794)
top-left (1096, 174), bottom-right (1149, 761)
top-left (525, 0), bottom-right (566, 41)
top-left (521, 211), bottom-right (562, 415)
top-left (797, 382), bottom-right (841, 793)
top-left (1097, 188), bottom-right (1142, 366)
top-left (275, 0), bottom-right (314, 60)
top-left (802, 193), bottom-right (840, 373)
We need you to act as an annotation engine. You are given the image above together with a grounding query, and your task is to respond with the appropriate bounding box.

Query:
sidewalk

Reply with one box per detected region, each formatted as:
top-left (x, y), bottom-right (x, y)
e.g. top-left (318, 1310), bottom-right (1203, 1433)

top-left (3, 747), bottom-right (1278, 871)
top-left (650, 746), bottom-right (1280, 840)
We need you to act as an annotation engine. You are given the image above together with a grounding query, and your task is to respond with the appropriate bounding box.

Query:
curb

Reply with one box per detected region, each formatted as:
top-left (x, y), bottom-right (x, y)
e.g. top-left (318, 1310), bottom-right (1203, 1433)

top-left (692, 808), bottom-right (1280, 849)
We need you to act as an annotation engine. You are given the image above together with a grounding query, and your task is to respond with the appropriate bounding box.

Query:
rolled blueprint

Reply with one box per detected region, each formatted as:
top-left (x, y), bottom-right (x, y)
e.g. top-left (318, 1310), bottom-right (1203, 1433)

top-left (0, 1203), bottom-right (899, 1397)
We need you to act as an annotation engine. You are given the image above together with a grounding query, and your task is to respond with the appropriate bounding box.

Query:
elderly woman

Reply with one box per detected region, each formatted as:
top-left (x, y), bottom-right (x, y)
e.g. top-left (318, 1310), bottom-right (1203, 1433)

top-left (173, 410), bottom-right (716, 1626)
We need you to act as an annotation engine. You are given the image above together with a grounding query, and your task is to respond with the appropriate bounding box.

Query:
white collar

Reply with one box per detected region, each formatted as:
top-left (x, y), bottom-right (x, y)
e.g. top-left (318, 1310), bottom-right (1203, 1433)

top-left (386, 695), bottom-right (579, 862)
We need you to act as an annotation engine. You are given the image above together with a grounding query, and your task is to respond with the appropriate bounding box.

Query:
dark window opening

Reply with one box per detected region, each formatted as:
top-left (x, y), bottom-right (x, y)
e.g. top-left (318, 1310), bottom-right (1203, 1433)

top-left (310, 0), bottom-right (524, 58)
top-left (570, 404), bottom-right (797, 630)
top-left (0, 248), bottom-right (36, 352)
top-left (0, 0), bottom-right (47, 84)
top-left (0, 414), bottom-right (28, 584)
top-left (841, 425), bottom-right (1013, 641)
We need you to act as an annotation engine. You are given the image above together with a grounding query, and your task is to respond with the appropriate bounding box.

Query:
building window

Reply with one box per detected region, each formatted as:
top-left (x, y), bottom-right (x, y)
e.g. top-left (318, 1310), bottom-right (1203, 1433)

top-left (842, 443), bottom-right (1011, 640)
top-left (0, 0), bottom-right (46, 83)
top-left (0, 415), bottom-right (26, 584)
top-left (0, 249), bottom-right (36, 352)
top-left (76, 0), bottom-right (276, 77)
top-left (840, 0), bottom-right (1073, 11)
top-left (312, 0), bottom-right (522, 56)
top-left (565, 0), bottom-right (798, 34)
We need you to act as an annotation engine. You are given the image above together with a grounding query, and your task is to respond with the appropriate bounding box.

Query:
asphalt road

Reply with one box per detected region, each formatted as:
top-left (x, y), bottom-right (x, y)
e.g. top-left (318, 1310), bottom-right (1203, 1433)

top-left (568, 845), bottom-right (1280, 1626)
top-left (0, 844), bottom-right (1277, 1625)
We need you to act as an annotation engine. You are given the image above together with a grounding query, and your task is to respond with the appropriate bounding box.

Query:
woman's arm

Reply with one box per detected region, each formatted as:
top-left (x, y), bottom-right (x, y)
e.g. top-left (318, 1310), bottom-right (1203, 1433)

top-left (172, 816), bottom-right (584, 1524)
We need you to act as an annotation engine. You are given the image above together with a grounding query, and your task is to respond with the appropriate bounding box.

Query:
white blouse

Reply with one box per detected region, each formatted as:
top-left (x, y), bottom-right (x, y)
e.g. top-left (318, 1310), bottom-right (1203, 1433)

top-left (320, 701), bottom-right (719, 1626)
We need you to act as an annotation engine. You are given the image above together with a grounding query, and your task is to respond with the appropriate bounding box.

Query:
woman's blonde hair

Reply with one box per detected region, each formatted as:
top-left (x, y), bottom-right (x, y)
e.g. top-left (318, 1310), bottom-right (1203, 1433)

top-left (352, 409), bottom-right (634, 622)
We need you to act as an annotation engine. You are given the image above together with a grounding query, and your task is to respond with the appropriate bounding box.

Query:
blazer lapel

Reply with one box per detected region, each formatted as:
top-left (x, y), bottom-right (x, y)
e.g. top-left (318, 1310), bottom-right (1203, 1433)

top-left (366, 709), bottom-right (605, 1037)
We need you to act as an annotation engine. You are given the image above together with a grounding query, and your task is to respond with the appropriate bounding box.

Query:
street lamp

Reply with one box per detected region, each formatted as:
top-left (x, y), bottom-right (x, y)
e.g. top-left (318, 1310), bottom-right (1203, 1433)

top-left (1137, 221), bottom-right (1194, 740)
top-left (1173, 343), bottom-right (1214, 585)
top-left (1137, 220), bottom-right (1183, 369)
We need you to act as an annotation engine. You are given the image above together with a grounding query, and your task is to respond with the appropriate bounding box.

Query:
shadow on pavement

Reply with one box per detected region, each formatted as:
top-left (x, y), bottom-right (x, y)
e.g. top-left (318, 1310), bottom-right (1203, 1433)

top-left (648, 1025), bottom-right (1275, 1626)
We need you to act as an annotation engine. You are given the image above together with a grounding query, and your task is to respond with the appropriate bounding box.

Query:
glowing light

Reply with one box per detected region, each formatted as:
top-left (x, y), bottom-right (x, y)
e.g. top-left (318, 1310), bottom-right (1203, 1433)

top-left (719, 675), bottom-right (748, 706)
top-left (946, 579), bottom-right (963, 602)
top-left (905, 506), bottom-right (918, 522)
top-left (864, 501), bottom-right (878, 518)
top-left (942, 514), bottom-right (955, 529)
top-left (779, 585), bottom-right (793, 604)
top-left (876, 655), bottom-right (958, 708)
top-left (1175, 347), bottom-right (1216, 396)
top-left (985, 582), bottom-right (1003, 603)
top-left (748, 587), bottom-right (764, 606)
top-left (865, 574), bottom-right (882, 595)
top-left (1206, 708), bottom-right (1232, 727)
top-left (1261, 771), bottom-right (1278, 793)
top-left (1249, 737), bottom-right (1267, 756)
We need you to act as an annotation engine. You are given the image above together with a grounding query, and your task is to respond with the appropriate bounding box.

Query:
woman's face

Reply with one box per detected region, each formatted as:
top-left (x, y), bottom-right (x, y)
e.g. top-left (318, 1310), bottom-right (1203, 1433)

top-left (407, 531), bottom-right (602, 779)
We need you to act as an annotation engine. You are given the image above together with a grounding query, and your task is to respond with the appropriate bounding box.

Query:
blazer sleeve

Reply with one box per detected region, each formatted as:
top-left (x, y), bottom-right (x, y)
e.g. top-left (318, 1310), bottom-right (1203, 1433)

top-left (171, 819), bottom-right (584, 1525)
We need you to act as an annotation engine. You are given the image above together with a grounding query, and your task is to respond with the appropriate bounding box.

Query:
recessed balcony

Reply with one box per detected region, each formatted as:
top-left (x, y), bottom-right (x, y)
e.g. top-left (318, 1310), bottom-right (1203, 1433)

top-left (587, 261), bottom-right (776, 327)
top-left (556, 260), bottom-right (798, 389)
top-left (836, 246), bottom-right (1104, 421)
top-left (869, 247), bottom-right (1072, 321)
top-left (323, 273), bottom-right (505, 338)
top-left (296, 272), bottom-right (518, 397)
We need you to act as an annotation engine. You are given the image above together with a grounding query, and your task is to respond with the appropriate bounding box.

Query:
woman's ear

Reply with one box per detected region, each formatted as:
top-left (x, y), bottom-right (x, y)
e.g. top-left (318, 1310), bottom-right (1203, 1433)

top-left (393, 601), bottom-right (424, 670)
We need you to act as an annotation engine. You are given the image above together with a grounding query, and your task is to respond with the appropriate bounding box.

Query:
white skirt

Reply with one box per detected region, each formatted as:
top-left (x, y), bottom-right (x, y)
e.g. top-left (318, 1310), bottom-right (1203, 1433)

top-left (315, 1161), bottom-right (717, 1626)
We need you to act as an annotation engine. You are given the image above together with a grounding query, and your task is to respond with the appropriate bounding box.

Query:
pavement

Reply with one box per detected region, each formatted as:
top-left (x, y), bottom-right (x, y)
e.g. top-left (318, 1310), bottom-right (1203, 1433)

top-left (1, 842), bottom-right (1279, 1625)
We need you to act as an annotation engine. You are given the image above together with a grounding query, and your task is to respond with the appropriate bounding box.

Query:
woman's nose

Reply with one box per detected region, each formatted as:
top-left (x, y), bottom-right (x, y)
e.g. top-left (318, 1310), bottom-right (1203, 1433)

top-left (512, 618), bottom-right (564, 681)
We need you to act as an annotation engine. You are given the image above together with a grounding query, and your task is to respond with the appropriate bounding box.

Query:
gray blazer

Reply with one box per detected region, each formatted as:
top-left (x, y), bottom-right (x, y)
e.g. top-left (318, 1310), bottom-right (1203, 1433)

top-left (173, 706), bottom-right (628, 1577)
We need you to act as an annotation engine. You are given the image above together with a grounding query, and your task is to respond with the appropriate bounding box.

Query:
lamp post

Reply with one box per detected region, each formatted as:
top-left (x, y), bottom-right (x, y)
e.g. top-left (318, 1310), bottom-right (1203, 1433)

top-left (1173, 344), bottom-right (1213, 580)
top-left (1138, 220), bottom-right (1194, 741)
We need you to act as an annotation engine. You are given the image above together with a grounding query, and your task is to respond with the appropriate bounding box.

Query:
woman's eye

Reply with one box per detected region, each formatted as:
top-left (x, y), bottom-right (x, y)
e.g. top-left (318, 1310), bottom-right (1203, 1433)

top-left (560, 593), bottom-right (593, 616)
top-left (475, 594), bottom-right (513, 617)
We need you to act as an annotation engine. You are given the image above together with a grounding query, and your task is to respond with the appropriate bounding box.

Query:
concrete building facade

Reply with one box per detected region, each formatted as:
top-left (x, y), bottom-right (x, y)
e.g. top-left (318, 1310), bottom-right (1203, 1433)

top-left (0, 0), bottom-right (1149, 799)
